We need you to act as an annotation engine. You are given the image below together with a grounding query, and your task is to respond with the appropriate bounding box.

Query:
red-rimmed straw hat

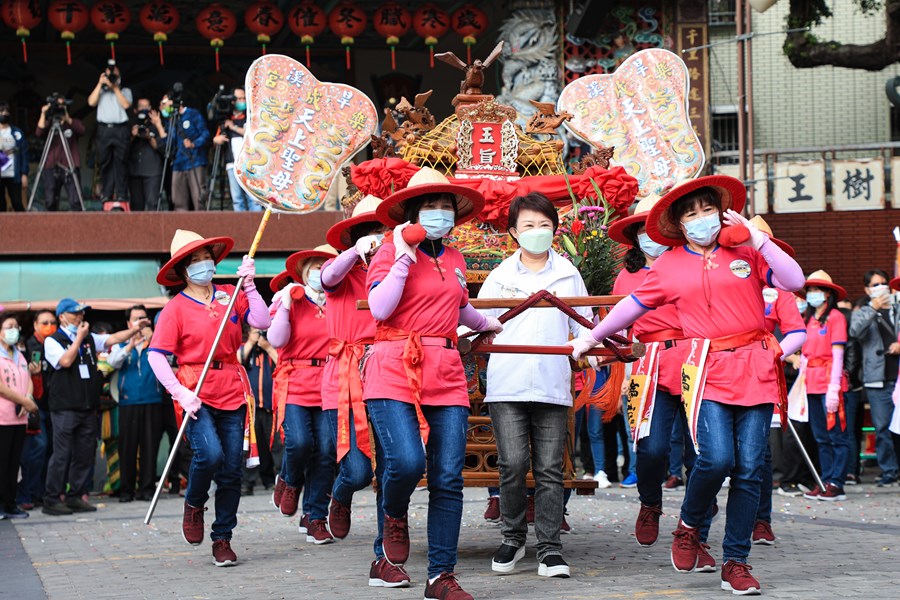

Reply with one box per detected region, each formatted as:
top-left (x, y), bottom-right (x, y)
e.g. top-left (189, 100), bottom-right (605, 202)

top-left (285, 244), bottom-right (338, 285)
top-left (646, 175), bottom-right (747, 247)
top-left (607, 194), bottom-right (661, 245)
top-left (890, 276), bottom-right (900, 291)
top-left (269, 270), bottom-right (294, 293)
top-left (326, 195), bottom-right (384, 251)
top-left (375, 167), bottom-right (485, 227)
top-left (749, 215), bottom-right (794, 257)
top-left (802, 270), bottom-right (847, 301)
top-left (157, 229), bottom-right (234, 287)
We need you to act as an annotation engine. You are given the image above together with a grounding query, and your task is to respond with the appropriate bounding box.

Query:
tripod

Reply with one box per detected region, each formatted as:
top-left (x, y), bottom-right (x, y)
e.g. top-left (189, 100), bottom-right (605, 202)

top-left (27, 118), bottom-right (85, 211)
top-left (155, 112), bottom-right (178, 211)
top-left (205, 130), bottom-right (226, 211)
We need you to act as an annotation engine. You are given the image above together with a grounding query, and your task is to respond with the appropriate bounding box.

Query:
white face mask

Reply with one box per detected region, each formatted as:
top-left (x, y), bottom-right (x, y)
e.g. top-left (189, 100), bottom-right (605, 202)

top-left (806, 291), bottom-right (827, 308)
top-left (2, 327), bottom-right (20, 346)
top-left (419, 209), bottom-right (455, 240)
top-left (637, 233), bottom-right (667, 258)
top-left (306, 269), bottom-right (323, 292)
top-left (517, 229), bottom-right (554, 255)
top-left (682, 212), bottom-right (721, 246)
top-left (868, 284), bottom-right (890, 299)
top-left (186, 259), bottom-right (216, 286)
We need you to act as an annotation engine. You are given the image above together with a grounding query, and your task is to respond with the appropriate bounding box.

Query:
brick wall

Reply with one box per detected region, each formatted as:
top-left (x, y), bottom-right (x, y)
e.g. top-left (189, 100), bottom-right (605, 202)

top-left (765, 209), bottom-right (899, 300)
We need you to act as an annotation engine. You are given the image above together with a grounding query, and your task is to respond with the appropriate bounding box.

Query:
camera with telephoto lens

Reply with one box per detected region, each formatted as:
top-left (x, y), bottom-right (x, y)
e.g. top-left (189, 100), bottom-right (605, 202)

top-left (136, 109), bottom-right (151, 137)
top-left (101, 59), bottom-right (119, 91)
top-left (207, 84), bottom-right (236, 124)
top-left (45, 92), bottom-right (72, 120)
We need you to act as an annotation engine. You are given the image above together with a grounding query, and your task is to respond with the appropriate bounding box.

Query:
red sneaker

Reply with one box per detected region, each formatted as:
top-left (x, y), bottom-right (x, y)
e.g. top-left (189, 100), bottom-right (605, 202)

top-left (635, 503), bottom-right (663, 547)
top-left (560, 514), bottom-right (571, 534)
top-left (751, 520), bottom-right (775, 545)
top-left (383, 514), bottom-right (410, 565)
top-left (280, 484), bottom-right (299, 517)
top-left (525, 495), bottom-right (535, 525)
top-left (212, 539), bottom-right (237, 567)
top-left (298, 513), bottom-right (310, 535)
top-left (182, 502), bottom-right (206, 546)
top-left (423, 572), bottom-right (473, 600)
top-left (328, 498), bottom-right (352, 539)
top-left (819, 483), bottom-right (847, 502)
top-left (368, 558), bottom-right (412, 588)
top-left (272, 475), bottom-right (285, 509)
top-left (306, 518), bottom-right (335, 545)
top-left (670, 521), bottom-right (701, 573)
top-left (663, 475), bottom-right (684, 491)
top-left (695, 543), bottom-right (717, 572)
top-left (721, 560), bottom-right (761, 595)
top-left (483, 496), bottom-right (500, 523)
top-left (802, 486), bottom-right (822, 501)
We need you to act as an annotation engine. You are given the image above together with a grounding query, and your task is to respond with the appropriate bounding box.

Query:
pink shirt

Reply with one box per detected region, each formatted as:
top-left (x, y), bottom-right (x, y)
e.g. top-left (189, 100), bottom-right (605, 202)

top-left (763, 287), bottom-right (805, 336)
top-left (363, 242), bottom-right (470, 407)
top-left (632, 245), bottom-right (779, 406)
top-left (279, 297), bottom-right (329, 407)
top-left (0, 347), bottom-right (29, 426)
top-left (321, 262), bottom-right (376, 411)
top-left (802, 309), bottom-right (847, 394)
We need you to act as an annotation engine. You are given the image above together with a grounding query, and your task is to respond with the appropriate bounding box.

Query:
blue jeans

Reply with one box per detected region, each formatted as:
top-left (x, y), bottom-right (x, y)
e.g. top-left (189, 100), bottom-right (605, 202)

top-left (185, 404), bottom-right (246, 541)
top-left (807, 393), bottom-right (851, 487)
top-left (227, 165), bottom-right (261, 212)
top-left (843, 390), bottom-right (861, 477)
top-left (281, 404), bottom-right (334, 520)
top-left (865, 385), bottom-right (899, 478)
top-left (620, 395), bottom-right (636, 476)
top-left (680, 400), bottom-right (773, 564)
top-left (755, 441), bottom-right (774, 523)
top-left (637, 390), bottom-right (689, 507)
top-left (367, 399), bottom-right (468, 578)
top-left (669, 408), bottom-right (697, 478)
top-left (585, 405), bottom-right (606, 473)
top-left (16, 409), bottom-right (49, 504)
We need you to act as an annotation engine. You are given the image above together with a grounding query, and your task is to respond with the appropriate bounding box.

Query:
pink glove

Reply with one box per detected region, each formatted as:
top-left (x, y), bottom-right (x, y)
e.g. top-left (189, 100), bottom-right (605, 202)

top-left (570, 335), bottom-right (600, 360)
top-left (173, 385), bottom-right (201, 419)
top-left (484, 316), bottom-right (503, 333)
top-left (237, 255), bottom-right (256, 291)
top-left (393, 223), bottom-right (417, 263)
top-left (826, 384), bottom-right (841, 413)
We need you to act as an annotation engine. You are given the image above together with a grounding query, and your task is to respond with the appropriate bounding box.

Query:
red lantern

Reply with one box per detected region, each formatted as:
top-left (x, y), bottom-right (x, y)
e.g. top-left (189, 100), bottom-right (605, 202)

top-left (90, 1), bottom-right (131, 61)
top-left (451, 3), bottom-right (488, 64)
top-left (196, 3), bottom-right (237, 72)
top-left (244, 1), bottom-right (283, 55)
top-left (328, 1), bottom-right (366, 71)
top-left (373, 1), bottom-right (410, 71)
top-left (1, 0), bottom-right (41, 63)
top-left (412, 3), bottom-right (449, 69)
top-left (47, 0), bottom-right (89, 65)
top-left (288, 0), bottom-right (326, 68)
top-left (139, 1), bottom-right (179, 66)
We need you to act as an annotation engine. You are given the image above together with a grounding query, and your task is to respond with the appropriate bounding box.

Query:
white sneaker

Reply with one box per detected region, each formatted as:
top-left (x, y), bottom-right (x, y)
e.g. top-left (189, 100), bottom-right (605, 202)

top-left (594, 471), bottom-right (612, 488)
top-left (581, 473), bottom-right (594, 480)
top-left (616, 454), bottom-right (625, 468)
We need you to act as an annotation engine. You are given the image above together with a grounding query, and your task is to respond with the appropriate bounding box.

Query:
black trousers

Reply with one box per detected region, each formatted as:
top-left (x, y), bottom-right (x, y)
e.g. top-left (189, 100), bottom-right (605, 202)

top-left (96, 124), bottom-right (130, 200)
top-left (0, 424), bottom-right (26, 511)
top-left (242, 408), bottom-right (283, 489)
top-left (119, 403), bottom-right (163, 497)
top-left (43, 166), bottom-right (82, 211)
top-left (128, 174), bottom-right (161, 211)
top-left (779, 419), bottom-right (819, 487)
top-left (0, 177), bottom-right (24, 211)
top-left (44, 410), bottom-right (97, 502)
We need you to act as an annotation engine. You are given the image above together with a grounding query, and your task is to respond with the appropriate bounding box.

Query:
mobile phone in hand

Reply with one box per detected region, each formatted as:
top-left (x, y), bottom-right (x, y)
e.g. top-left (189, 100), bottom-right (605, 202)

top-left (31, 351), bottom-right (41, 364)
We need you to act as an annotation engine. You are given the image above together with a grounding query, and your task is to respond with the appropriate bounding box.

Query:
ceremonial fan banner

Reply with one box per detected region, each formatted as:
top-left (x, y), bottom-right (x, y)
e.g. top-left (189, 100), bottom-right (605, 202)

top-left (235, 54), bottom-right (378, 213)
top-left (557, 48), bottom-right (706, 200)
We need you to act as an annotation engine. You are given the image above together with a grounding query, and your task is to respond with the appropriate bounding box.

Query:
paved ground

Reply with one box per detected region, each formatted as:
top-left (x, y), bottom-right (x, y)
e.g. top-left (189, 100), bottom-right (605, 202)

top-left (3, 482), bottom-right (900, 600)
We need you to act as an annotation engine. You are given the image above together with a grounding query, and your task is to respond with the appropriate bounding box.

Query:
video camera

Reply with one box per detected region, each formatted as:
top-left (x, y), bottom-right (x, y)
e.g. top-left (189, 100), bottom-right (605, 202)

top-left (207, 85), bottom-right (236, 124)
top-left (45, 92), bottom-right (72, 120)
top-left (101, 59), bottom-right (120, 91)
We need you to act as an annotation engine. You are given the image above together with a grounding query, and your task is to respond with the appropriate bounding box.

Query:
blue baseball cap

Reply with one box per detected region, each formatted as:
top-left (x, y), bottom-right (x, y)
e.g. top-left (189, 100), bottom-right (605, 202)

top-left (56, 298), bottom-right (91, 316)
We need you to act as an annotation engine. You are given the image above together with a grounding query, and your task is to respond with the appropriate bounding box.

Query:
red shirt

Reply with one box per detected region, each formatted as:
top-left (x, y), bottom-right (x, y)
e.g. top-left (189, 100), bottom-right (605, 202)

top-left (321, 262), bottom-right (376, 411)
top-left (802, 309), bottom-right (848, 394)
top-left (763, 287), bottom-right (805, 336)
top-left (150, 284), bottom-right (249, 410)
top-left (278, 297), bottom-right (329, 407)
top-left (363, 242), bottom-right (470, 407)
top-left (632, 245), bottom-right (778, 406)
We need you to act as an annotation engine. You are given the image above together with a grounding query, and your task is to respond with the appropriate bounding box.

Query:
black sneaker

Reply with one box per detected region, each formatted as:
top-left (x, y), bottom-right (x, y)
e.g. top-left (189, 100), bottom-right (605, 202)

top-left (42, 500), bottom-right (73, 516)
top-left (877, 474), bottom-right (898, 487)
top-left (491, 542), bottom-right (525, 573)
top-left (538, 554), bottom-right (570, 578)
top-left (3, 506), bottom-right (29, 519)
top-left (65, 497), bottom-right (97, 513)
top-left (776, 483), bottom-right (803, 497)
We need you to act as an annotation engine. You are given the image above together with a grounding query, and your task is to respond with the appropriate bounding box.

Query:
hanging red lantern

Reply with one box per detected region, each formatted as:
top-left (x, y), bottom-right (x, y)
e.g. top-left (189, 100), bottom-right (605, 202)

top-left (244, 1), bottom-right (283, 55)
top-left (412, 3), bottom-right (449, 69)
top-left (372, 1), bottom-right (410, 71)
top-left (139, 1), bottom-right (179, 66)
top-left (287, 0), bottom-right (326, 68)
top-left (1, 0), bottom-right (41, 63)
top-left (90, 0), bottom-right (131, 61)
top-left (196, 3), bottom-right (237, 72)
top-left (328, 1), bottom-right (366, 71)
top-left (451, 3), bottom-right (488, 64)
top-left (47, 0), bottom-right (89, 65)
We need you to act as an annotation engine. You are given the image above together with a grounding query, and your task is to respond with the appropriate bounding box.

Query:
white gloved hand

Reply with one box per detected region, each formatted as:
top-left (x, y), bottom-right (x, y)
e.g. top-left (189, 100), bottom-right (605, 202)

top-left (483, 316), bottom-right (503, 333)
top-left (723, 209), bottom-right (768, 250)
top-left (172, 385), bottom-right (202, 419)
top-left (393, 222), bottom-right (417, 263)
top-left (354, 234), bottom-right (383, 265)
top-left (272, 283), bottom-right (301, 308)
top-left (570, 335), bottom-right (601, 360)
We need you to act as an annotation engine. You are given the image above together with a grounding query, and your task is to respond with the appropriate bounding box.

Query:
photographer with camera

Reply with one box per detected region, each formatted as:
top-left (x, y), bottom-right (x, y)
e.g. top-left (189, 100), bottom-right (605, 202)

top-left (87, 60), bottom-right (132, 204)
top-left (212, 87), bottom-right (258, 212)
top-left (0, 101), bottom-right (29, 212)
top-left (35, 94), bottom-right (84, 212)
top-left (127, 98), bottom-right (163, 212)
top-left (164, 89), bottom-right (209, 212)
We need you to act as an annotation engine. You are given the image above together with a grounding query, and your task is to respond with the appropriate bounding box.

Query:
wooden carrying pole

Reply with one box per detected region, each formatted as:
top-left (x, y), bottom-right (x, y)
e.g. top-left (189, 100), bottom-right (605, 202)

top-left (145, 209), bottom-right (272, 525)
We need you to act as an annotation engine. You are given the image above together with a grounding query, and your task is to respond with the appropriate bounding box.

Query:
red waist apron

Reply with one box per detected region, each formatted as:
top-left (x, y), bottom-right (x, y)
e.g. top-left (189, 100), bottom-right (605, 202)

top-left (330, 337), bottom-right (374, 461)
top-left (271, 357), bottom-right (326, 448)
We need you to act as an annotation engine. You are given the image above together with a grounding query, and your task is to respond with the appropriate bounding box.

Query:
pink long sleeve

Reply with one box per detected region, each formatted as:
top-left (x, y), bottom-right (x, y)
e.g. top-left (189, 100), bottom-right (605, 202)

top-left (267, 304), bottom-right (292, 348)
top-left (830, 344), bottom-right (845, 387)
top-left (245, 286), bottom-right (271, 330)
top-left (459, 303), bottom-right (489, 331)
top-left (148, 350), bottom-right (182, 395)
top-left (589, 296), bottom-right (650, 343)
top-left (321, 247), bottom-right (359, 288)
top-left (759, 239), bottom-right (805, 292)
top-left (779, 330), bottom-right (807, 358)
top-left (368, 255), bottom-right (412, 321)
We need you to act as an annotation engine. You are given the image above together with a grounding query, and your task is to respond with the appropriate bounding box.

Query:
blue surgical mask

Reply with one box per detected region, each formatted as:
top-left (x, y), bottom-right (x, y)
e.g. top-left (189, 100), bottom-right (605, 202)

top-left (63, 322), bottom-right (78, 336)
top-left (637, 232), bottom-right (667, 258)
top-left (186, 259), bottom-right (216, 286)
top-left (806, 291), bottom-right (826, 308)
top-left (795, 299), bottom-right (808, 313)
top-left (419, 209), bottom-right (455, 240)
top-left (3, 328), bottom-right (20, 346)
top-left (517, 229), bottom-right (554, 255)
top-left (306, 269), bottom-right (323, 292)
top-left (682, 213), bottom-right (721, 247)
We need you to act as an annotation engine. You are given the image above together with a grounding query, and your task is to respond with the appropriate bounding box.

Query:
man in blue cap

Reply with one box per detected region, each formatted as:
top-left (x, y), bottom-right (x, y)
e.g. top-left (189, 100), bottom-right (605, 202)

top-left (42, 298), bottom-right (147, 516)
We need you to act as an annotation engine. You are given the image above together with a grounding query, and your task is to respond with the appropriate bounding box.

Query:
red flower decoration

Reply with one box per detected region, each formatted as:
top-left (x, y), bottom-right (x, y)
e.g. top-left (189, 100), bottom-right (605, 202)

top-left (350, 158), bottom-right (420, 200)
top-left (571, 219), bottom-right (584, 236)
top-left (574, 165), bottom-right (639, 214)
